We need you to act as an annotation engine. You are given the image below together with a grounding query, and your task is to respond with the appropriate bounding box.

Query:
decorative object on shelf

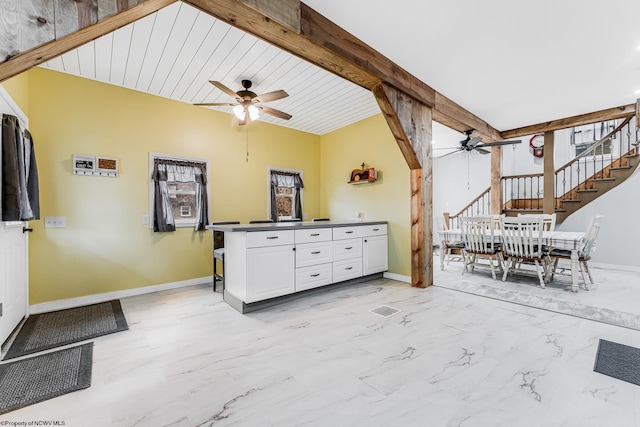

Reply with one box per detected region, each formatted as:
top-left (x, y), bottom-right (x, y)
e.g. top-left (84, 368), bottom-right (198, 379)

top-left (348, 162), bottom-right (377, 184)
top-left (529, 134), bottom-right (544, 158)
top-left (73, 154), bottom-right (119, 177)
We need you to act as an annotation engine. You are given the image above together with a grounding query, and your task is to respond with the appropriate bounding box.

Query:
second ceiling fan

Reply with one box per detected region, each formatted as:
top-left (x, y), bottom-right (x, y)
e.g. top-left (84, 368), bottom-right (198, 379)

top-left (194, 79), bottom-right (292, 125)
top-left (438, 130), bottom-right (521, 157)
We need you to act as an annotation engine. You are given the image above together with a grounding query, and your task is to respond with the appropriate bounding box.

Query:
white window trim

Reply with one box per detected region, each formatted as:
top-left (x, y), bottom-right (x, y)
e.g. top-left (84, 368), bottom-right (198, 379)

top-left (267, 167), bottom-right (303, 220)
top-left (148, 152), bottom-right (211, 229)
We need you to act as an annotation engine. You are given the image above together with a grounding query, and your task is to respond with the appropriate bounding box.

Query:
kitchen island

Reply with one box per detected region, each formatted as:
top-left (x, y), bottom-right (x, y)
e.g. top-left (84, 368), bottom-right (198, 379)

top-left (209, 221), bottom-right (388, 313)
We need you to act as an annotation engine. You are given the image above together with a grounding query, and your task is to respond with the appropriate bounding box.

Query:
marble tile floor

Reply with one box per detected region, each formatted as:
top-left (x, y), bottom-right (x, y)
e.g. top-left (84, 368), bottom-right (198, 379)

top-left (1, 274), bottom-right (640, 427)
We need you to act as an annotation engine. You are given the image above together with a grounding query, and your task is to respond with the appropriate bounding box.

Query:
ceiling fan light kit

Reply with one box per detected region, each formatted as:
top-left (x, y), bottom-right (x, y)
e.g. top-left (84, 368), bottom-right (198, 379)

top-left (435, 129), bottom-right (522, 158)
top-left (194, 79), bottom-right (292, 126)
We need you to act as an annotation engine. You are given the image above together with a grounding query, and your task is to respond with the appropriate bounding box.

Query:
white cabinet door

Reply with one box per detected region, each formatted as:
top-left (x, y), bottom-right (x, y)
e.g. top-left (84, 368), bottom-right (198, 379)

top-left (363, 234), bottom-right (388, 275)
top-left (246, 245), bottom-right (295, 302)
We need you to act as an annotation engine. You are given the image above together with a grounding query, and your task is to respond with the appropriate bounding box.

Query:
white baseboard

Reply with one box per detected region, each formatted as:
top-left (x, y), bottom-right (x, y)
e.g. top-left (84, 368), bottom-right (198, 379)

top-left (29, 276), bottom-right (213, 314)
top-left (383, 272), bottom-right (411, 283)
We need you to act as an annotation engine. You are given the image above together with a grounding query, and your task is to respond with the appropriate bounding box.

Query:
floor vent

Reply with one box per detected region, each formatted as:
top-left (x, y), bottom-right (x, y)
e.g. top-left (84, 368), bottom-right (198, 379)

top-left (370, 305), bottom-right (401, 318)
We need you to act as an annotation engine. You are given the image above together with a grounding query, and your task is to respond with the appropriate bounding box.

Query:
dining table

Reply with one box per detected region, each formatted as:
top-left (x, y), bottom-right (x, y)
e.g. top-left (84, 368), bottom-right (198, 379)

top-left (437, 229), bottom-right (587, 292)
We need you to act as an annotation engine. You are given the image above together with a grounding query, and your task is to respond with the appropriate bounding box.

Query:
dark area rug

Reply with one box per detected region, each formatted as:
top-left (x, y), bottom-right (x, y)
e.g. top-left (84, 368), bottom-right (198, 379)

top-left (3, 300), bottom-right (128, 360)
top-left (0, 343), bottom-right (93, 415)
top-left (594, 339), bottom-right (640, 386)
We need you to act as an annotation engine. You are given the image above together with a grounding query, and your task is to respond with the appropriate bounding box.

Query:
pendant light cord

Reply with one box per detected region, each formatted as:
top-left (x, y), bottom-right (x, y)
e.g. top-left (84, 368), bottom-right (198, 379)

top-left (245, 126), bottom-right (249, 163)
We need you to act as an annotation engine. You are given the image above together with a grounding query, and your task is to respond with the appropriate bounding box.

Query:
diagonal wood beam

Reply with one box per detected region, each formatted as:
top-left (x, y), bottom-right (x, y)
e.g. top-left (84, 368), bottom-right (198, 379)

top-left (372, 83), bottom-right (433, 288)
top-left (501, 103), bottom-right (637, 139)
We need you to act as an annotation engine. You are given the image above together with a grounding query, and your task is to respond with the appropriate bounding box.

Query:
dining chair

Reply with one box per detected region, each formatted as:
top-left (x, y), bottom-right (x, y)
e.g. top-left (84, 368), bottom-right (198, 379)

top-left (211, 221), bottom-right (240, 292)
top-left (279, 219), bottom-right (302, 222)
top-left (436, 215), bottom-right (465, 268)
top-left (249, 219), bottom-right (274, 224)
top-left (500, 216), bottom-right (549, 288)
top-left (517, 213), bottom-right (557, 231)
top-left (460, 216), bottom-right (503, 279)
top-left (546, 214), bottom-right (603, 290)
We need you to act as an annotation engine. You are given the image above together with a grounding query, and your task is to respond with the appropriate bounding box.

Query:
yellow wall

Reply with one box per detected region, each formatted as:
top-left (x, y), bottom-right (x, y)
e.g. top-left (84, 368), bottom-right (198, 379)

top-left (320, 114), bottom-right (411, 277)
top-left (26, 68), bottom-right (321, 304)
top-left (1, 72), bottom-right (30, 115)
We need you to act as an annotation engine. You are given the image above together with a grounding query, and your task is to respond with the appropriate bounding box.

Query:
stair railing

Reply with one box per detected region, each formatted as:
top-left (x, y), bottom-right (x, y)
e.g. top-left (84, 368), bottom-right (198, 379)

top-left (501, 173), bottom-right (544, 211)
top-left (444, 186), bottom-right (491, 229)
top-left (555, 116), bottom-right (635, 202)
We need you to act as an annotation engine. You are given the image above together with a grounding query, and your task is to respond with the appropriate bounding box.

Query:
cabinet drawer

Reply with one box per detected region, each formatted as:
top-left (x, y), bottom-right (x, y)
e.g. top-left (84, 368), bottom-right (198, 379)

top-left (333, 226), bottom-right (363, 240)
top-left (333, 258), bottom-right (363, 282)
top-left (333, 238), bottom-right (362, 261)
top-left (246, 230), bottom-right (294, 248)
top-left (296, 242), bottom-right (333, 267)
top-left (363, 224), bottom-right (387, 237)
top-left (296, 263), bottom-right (333, 291)
top-left (295, 228), bottom-right (332, 244)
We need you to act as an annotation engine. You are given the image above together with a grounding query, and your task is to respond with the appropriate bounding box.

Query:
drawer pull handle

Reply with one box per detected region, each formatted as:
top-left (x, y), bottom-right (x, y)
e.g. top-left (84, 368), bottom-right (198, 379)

top-left (345, 266), bottom-right (353, 270)
top-left (266, 236), bottom-right (279, 240)
top-left (373, 228), bottom-right (379, 231)
top-left (311, 233), bottom-right (320, 236)
top-left (311, 251), bottom-right (321, 254)
top-left (345, 247), bottom-right (353, 250)
top-left (345, 231), bottom-right (353, 234)
top-left (310, 273), bottom-right (320, 277)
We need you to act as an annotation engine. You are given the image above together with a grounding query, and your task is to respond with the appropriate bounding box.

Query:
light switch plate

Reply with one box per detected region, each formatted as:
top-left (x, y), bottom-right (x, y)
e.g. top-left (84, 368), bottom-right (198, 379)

top-left (45, 216), bottom-right (66, 228)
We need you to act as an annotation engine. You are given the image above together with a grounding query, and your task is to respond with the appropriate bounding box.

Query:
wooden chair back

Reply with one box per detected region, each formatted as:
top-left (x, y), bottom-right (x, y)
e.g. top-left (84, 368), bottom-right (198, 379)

top-left (461, 216), bottom-right (497, 255)
top-left (517, 213), bottom-right (556, 231)
top-left (500, 216), bottom-right (544, 259)
top-left (581, 214), bottom-right (603, 258)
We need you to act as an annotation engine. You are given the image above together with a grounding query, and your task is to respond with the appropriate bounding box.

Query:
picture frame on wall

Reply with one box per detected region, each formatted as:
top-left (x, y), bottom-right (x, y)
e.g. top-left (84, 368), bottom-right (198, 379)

top-left (73, 154), bottom-right (96, 175)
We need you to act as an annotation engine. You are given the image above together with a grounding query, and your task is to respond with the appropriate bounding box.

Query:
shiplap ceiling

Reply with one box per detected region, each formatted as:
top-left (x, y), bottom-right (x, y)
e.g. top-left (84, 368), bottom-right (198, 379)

top-left (39, 1), bottom-right (382, 135)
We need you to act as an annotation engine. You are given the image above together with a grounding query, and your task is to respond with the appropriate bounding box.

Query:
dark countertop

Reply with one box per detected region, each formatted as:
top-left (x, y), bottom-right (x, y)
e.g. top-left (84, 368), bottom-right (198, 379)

top-left (207, 220), bottom-right (387, 232)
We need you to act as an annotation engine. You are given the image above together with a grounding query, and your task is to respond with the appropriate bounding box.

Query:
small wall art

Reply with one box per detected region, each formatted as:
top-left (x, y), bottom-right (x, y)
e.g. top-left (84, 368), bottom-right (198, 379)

top-left (73, 154), bottom-right (119, 177)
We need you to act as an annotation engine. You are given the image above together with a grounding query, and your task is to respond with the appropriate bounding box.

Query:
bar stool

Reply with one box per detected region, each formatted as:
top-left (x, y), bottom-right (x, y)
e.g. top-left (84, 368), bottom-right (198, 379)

top-left (211, 221), bottom-right (240, 292)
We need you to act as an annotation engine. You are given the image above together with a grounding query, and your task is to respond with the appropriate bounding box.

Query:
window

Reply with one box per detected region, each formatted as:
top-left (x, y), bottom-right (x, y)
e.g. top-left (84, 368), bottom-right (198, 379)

top-left (571, 120), bottom-right (616, 157)
top-left (149, 153), bottom-right (210, 231)
top-left (269, 168), bottom-right (304, 222)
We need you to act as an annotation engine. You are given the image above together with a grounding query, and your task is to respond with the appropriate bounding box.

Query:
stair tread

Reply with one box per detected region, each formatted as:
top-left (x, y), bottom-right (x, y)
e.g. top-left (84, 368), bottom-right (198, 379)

top-left (609, 166), bottom-right (631, 170)
top-left (592, 177), bottom-right (616, 181)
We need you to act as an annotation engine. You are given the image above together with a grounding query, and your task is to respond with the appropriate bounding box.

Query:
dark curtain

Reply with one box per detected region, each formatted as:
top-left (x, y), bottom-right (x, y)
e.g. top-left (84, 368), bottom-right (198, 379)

top-left (152, 158), bottom-right (209, 232)
top-left (1, 114), bottom-right (40, 221)
top-left (270, 170), bottom-right (304, 222)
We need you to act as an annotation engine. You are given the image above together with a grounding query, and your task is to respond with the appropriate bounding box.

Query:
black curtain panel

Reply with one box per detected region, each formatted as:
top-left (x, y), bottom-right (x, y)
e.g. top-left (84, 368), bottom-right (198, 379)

top-left (1, 114), bottom-right (40, 221)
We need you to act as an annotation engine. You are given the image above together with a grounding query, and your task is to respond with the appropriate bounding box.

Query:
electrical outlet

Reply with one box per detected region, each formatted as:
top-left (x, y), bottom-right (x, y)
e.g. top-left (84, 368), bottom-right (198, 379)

top-left (142, 215), bottom-right (149, 225)
top-left (44, 216), bottom-right (66, 228)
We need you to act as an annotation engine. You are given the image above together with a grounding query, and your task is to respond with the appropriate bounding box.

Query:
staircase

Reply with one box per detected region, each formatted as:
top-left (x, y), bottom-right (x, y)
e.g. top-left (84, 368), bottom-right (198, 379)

top-left (447, 116), bottom-right (639, 226)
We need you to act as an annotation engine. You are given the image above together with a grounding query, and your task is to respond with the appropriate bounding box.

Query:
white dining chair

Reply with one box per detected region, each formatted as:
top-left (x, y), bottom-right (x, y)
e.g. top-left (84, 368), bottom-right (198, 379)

top-left (436, 215), bottom-right (465, 268)
top-left (546, 214), bottom-right (603, 290)
top-left (517, 213), bottom-right (557, 231)
top-left (500, 216), bottom-right (549, 288)
top-left (460, 216), bottom-right (503, 279)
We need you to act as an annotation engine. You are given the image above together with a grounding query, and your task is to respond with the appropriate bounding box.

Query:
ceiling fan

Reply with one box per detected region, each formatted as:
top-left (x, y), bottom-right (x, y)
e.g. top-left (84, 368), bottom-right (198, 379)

top-left (437, 130), bottom-right (521, 157)
top-left (194, 79), bottom-right (292, 125)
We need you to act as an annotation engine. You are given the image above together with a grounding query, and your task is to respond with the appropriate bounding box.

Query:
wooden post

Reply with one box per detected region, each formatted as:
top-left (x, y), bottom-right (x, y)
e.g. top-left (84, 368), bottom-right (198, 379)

top-left (543, 131), bottom-right (555, 214)
top-left (490, 146), bottom-right (501, 214)
top-left (636, 99), bottom-right (640, 129)
top-left (372, 83), bottom-right (432, 288)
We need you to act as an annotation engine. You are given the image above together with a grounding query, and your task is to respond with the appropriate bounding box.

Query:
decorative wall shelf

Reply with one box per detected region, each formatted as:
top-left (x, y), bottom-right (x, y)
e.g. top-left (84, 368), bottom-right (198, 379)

top-left (348, 162), bottom-right (377, 184)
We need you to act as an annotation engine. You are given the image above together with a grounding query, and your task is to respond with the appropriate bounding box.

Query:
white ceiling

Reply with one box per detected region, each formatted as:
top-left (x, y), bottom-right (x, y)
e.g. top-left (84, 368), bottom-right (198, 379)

top-left (39, 1), bottom-right (640, 153)
top-left (304, 0), bottom-right (640, 132)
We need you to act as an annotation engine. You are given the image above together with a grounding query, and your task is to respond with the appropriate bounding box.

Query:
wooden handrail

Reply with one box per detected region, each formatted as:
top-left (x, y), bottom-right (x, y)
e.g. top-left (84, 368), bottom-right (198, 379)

top-left (450, 186), bottom-right (491, 218)
top-left (555, 116), bottom-right (632, 173)
top-left (501, 173), bottom-right (543, 180)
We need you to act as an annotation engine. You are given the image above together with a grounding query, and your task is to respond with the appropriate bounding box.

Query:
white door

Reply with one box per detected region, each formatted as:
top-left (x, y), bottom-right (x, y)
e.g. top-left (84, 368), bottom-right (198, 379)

top-left (0, 221), bottom-right (28, 344)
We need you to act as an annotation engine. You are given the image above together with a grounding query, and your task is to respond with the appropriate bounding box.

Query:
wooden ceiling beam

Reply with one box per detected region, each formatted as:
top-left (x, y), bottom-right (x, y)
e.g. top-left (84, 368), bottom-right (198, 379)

top-left (0, 0), bottom-right (176, 83)
top-left (185, 0), bottom-right (502, 142)
top-left (501, 103), bottom-right (637, 139)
